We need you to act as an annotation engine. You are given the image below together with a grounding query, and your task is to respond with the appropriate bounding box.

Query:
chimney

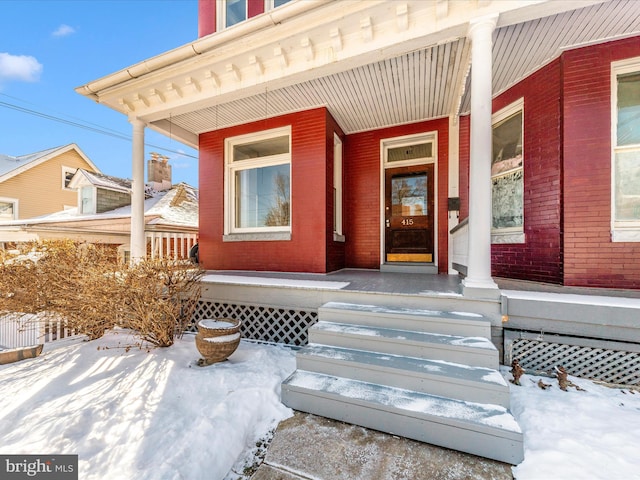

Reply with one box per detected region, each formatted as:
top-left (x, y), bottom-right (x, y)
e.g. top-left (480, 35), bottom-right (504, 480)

top-left (147, 152), bottom-right (172, 191)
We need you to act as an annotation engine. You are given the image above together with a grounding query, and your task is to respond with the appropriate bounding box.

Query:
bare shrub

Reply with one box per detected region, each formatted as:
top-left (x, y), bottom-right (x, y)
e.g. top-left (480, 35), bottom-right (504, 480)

top-left (0, 240), bottom-right (120, 340)
top-left (0, 240), bottom-right (204, 347)
top-left (117, 258), bottom-right (204, 347)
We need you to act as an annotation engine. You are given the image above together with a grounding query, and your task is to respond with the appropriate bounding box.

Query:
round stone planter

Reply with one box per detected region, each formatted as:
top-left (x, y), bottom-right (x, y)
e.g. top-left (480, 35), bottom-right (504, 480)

top-left (195, 318), bottom-right (241, 365)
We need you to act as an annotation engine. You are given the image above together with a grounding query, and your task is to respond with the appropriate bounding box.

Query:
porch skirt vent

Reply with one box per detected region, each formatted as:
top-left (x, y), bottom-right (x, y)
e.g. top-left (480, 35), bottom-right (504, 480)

top-left (188, 301), bottom-right (317, 346)
top-left (505, 330), bottom-right (640, 386)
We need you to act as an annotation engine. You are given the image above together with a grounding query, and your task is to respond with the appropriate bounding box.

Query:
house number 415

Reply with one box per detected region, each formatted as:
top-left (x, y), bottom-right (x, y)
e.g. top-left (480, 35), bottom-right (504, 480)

top-left (401, 218), bottom-right (414, 226)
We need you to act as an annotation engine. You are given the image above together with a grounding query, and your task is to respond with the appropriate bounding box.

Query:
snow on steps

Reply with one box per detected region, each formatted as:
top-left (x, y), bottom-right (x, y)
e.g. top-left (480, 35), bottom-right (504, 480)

top-left (319, 301), bottom-right (492, 338)
top-left (296, 344), bottom-right (510, 407)
top-left (281, 370), bottom-right (524, 465)
top-left (310, 321), bottom-right (499, 369)
top-left (281, 301), bottom-right (524, 464)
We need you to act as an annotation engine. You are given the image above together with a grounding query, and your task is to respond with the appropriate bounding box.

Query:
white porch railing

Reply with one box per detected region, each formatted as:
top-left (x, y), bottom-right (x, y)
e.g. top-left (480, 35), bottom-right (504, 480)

top-left (147, 232), bottom-right (197, 260)
top-left (450, 217), bottom-right (469, 276)
top-left (0, 313), bottom-right (76, 349)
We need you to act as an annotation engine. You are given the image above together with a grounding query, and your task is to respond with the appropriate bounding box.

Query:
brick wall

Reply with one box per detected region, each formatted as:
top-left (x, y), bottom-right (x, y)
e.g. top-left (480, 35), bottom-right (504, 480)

top-left (490, 58), bottom-right (563, 284)
top-left (459, 61), bottom-right (563, 284)
top-left (198, 0), bottom-right (216, 37)
top-left (344, 118), bottom-right (450, 273)
top-left (198, 108), bottom-right (331, 273)
top-left (562, 37), bottom-right (640, 288)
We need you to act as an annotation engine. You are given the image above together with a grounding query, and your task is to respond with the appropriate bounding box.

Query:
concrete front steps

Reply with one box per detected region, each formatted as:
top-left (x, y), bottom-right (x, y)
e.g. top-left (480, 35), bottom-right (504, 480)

top-left (281, 302), bottom-right (524, 465)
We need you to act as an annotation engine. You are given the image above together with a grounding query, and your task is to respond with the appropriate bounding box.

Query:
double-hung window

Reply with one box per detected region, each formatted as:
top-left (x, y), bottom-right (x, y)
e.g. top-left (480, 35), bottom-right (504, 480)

top-left (612, 57), bottom-right (640, 241)
top-left (491, 99), bottom-right (525, 243)
top-left (224, 127), bottom-right (291, 240)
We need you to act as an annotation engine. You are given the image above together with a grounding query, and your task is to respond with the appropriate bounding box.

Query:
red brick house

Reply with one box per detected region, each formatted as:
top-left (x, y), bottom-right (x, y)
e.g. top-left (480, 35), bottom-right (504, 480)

top-left (76, 0), bottom-right (640, 292)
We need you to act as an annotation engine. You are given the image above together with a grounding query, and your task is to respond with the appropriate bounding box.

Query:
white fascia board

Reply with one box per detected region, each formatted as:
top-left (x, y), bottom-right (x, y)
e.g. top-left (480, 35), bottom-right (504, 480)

top-left (87, 0), bottom-right (582, 125)
top-left (0, 144), bottom-right (100, 184)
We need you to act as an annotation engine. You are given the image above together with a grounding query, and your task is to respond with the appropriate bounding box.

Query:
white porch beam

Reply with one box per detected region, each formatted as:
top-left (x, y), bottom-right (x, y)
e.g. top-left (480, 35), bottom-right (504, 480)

top-left (130, 117), bottom-right (146, 262)
top-left (462, 14), bottom-right (499, 299)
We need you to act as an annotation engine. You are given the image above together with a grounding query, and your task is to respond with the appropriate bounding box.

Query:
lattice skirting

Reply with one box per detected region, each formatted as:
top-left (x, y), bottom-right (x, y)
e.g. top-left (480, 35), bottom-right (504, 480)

top-left (188, 300), bottom-right (318, 346)
top-left (504, 330), bottom-right (640, 386)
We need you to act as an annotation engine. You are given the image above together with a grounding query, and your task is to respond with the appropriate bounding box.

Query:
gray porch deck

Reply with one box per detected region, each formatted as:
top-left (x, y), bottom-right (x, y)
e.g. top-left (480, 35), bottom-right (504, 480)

top-left (204, 268), bottom-right (640, 299)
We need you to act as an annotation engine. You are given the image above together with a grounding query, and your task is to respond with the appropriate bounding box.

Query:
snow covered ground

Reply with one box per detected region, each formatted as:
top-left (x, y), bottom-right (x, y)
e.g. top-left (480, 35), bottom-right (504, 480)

top-left (1, 332), bottom-right (639, 479)
top-left (0, 332), bottom-right (296, 480)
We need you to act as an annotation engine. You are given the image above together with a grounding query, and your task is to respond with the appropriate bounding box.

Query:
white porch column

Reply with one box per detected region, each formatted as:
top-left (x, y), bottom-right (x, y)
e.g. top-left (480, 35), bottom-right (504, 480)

top-left (130, 118), bottom-right (146, 262)
top-left (462, 15), bottom-right (499, 298)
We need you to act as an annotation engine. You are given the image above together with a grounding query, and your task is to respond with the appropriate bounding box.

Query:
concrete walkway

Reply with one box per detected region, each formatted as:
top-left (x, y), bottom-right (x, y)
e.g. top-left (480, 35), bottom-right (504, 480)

top-left (251, 412), bottom-right (513, 480)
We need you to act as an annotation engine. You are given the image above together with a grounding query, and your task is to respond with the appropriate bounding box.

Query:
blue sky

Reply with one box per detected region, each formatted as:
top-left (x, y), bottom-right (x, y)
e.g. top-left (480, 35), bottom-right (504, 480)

top-left (0, 0), bottom-right (200, 186)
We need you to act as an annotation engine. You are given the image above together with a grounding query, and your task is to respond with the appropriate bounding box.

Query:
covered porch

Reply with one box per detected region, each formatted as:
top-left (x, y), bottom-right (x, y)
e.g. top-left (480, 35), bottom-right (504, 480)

top-left (75, 0), bottom-right (640, 296)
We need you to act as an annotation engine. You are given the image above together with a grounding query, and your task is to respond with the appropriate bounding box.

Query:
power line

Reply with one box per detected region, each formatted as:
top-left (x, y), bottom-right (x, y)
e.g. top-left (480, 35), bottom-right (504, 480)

top-left (0, 96), bottom-right (198, 159)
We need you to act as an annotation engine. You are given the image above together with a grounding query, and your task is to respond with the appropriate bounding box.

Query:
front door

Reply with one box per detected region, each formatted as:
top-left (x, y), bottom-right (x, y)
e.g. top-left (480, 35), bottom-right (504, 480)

top-left (384, 164), bottom-right (434, 263)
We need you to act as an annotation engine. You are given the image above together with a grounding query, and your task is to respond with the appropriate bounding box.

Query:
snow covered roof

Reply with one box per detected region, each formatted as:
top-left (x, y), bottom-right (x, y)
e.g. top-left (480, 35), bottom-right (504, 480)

top-left (68, 168), bottom-right (132, 194)
top-left (0, 182), bottom-right (198, 229)
top-left (0, 144), bottom-right (100, 182)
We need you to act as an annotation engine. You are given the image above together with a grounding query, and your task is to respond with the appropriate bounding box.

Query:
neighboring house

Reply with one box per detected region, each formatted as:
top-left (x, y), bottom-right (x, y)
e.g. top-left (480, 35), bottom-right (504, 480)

top-left (75, 0), bottom-right (640, 291)
top-left (0, 157), bottom-right (198, 262)
top-left (0, 144), bottom-right (101, 221)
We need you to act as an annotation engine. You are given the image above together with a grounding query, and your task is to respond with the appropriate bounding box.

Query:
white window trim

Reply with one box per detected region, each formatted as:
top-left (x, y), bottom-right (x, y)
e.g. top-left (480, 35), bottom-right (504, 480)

top-left (117, 244), bottom-right (131, 264)
top-left (491, 98), bottom-right (525, 244)
top-left (268, 0), bottom-right (290, 9)
top-left (333, 133), bottom-right (345, 242)
top-left (0, 197), bottom-right (18, 221)
top-left (382, 132), bottom-right (437, 168)
top-left (223, 126), bottom-right (292, 241)
top-left (62, 166), bottom-right (77, 190)
top-left (611, 56), bottom-right (640, 242)
top-left (218, 0), bottom-right (245, 30)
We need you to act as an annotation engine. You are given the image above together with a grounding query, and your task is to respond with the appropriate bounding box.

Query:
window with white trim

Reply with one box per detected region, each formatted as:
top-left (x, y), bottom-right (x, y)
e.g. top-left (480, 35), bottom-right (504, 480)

top-left (333, 134), bottom-right (344, 241)
top-left (612, 58), bottom-right (640, 241)
top-left (62, 166), bottom-right (77, 190)
top-left (491, 99), bottom-right (524, 243)
top-left (218, 0), bottom-right (292, 30)
top-left (224, 127), bottom-right (291, 238)
top-left (0, 197), bottom-right (17, 221)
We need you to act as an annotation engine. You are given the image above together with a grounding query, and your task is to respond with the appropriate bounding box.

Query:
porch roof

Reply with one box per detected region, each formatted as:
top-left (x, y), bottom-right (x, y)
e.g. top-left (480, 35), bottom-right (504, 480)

top-left (76, 0), bottom-right (640, 148)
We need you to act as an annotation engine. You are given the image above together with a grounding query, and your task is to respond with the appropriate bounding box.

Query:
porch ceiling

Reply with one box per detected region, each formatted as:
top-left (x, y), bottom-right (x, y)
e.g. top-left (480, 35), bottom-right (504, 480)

top-left (77, 0), bottom-right (640, 148)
